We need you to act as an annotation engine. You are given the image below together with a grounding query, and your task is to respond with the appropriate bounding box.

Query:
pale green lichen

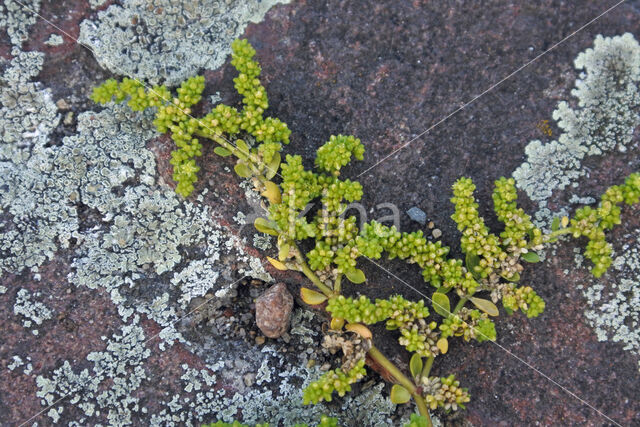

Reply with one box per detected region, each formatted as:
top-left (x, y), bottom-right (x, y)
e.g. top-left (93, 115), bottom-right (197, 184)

top-left (0, 0), bottom-right (41, 47)
top-left (581, 229), bottom-right (640, 371)
top-left (13, 288), bottom-right (52, 335)
top-left (36, 316), bottom-right (151, 425)
top-left (44, 33), bottom-right (64, 46)
top-left (78, 0), bottom-right (290, 86)
top-left (514, 33), bottom-right (640, 222)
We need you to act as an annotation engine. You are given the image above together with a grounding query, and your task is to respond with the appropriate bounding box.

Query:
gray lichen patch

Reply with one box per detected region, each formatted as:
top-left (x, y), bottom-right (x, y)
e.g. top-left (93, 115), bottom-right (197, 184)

top-left (0, 0), bottom-right (41, 47)
top-left (513, 33), bottom-right (640, 224)
top-left (581, 229), bottom-right (640, 371)
top-left (44, 34), bottom-right (64, 46)
top-left (36, 316), bottom-right (152, 425)
top-left (78, 0), bottom-right (290, 86)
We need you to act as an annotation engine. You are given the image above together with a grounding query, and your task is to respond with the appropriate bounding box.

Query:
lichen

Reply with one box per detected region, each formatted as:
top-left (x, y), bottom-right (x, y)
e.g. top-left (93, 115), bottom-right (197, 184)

top-left (0, 0), bottom-right (41, 47)
top-left (581, 229), bottom-right (640, 371)
top-left (44, 33), bottom-right (64, 46)
top-left (13, 288), bottom-right (53, 334)
top-left (36, 316), bottom-right (151, 425)
top-left (78, 0), bottom-right (290, 86)
top-left (513, 33), bottom-right (640, 225)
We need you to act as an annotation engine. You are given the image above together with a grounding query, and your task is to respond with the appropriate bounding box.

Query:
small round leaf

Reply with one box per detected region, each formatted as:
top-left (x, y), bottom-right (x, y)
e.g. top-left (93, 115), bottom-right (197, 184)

top-left (521, 251), bottom-right (540, 263)
top-left (345, 323), bottom-right (372, 339)
top-left (254, 218), bottom-right (279, 236)
top-left (266, 256), bottom-right (287, 271)
top-left (470, 297), bottom-right (499, 316)
top-left (330, 317), bottom-right (345, 330)
top-left (437, 338), bottom-right (448, 354)
top-left (214, 146), bottom-right (233, 157)
top-left (301, 287), bottom-right (327, 305)
top-left (390, 384), bottom-right (411, 404)
top-left (432, 292), bottom-right (451, 318)
top-left (265, 152), bottom-right (281, 180)
top-left (234, 162), bottom-right (252, 178)
top-left (345, 268), bottom-right (366, 284)
top-left (261, 180), bottom-right (282, 204)
top-left (409, 354), bottom-right (423, 379)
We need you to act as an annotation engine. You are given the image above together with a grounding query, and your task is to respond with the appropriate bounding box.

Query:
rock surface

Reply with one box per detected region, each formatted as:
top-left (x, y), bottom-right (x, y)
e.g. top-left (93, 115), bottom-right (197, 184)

top-left (255, 282), bottom-right (294, 338)
top-left (1, 0), bottom-right (640, 426)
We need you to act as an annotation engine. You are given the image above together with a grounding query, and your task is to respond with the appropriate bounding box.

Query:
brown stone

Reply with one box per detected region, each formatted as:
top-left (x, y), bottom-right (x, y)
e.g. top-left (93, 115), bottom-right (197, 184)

top-left (255, 282), bottom-right (294, 338)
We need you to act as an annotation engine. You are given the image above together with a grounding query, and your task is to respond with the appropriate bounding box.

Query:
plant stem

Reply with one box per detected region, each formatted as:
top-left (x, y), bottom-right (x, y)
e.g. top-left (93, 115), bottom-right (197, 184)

top-left (421, 355), bottom-right (434, 378)
top-left (368, 345), bottom-right (432, 426)
top-left (334, 273), bottom-right (342, 294)
top-left (453, 297), bottom-right (468, 314)
top-left (293, 244), bottom-right (334, 297)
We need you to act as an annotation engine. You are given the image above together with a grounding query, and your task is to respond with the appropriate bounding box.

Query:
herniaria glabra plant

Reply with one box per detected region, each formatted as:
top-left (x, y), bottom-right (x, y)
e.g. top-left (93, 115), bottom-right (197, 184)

top-left (91, 38), bottom-right (640, 426)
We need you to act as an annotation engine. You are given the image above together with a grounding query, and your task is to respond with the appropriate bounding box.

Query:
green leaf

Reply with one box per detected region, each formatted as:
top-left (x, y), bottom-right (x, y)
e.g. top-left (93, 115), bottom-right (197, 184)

top-left (504, 306), bottom-right (514, 315)
top-left (235, 139), bottom-right (249, 154)
top-left (265, 152), bottom-right (281, 180)
top-left (345, 268), bottom-right (366, 284)
top-left (409, 354), bottom-right (423, 379)
top-left (465, 252), bottom-right (482, 279)
top-left (551, 216), bottom-right (560, 231)
top-left (470, 297), bottom-right (499, 316)
top-left (436, 337), bottom-right (448, 354)
top-left (261, 180), bottom-right (281, 204)
top-left (234, 162), bottom-right (252, 178)
top-left (432, 292), bottom-right (451, 317)
top-left (278, 241), bottom-right (290, 261)
top-left (213, 146), bottom-right (232, 157)
top-left (501, 271), bottom-right (520, 282)
top-left (254, 217), bottom-right (279, 236)
top-left (390, 384), bottom-right (411, 404)
top-left (301, 287), bottom-right (327, 305)
top-left (521, 251), bottom-right (540, 263)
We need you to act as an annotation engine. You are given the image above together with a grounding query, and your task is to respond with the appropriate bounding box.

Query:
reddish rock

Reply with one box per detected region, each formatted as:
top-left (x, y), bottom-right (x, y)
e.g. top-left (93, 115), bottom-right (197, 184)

top-left (255, 282), bottom-right (294, 338)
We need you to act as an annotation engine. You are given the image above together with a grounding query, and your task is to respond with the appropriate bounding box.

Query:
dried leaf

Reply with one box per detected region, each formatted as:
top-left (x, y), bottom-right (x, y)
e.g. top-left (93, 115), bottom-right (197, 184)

top-left (266, 256), bottom-right (287, 271)
top-left (301, 287), bottom-right (327, 305)
top-left (345, 323), bottom-right (372, 339)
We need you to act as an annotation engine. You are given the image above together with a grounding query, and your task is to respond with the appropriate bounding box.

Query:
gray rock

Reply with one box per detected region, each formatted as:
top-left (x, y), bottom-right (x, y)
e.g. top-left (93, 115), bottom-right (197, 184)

top-left (407, 207), bottom-right (427, 225)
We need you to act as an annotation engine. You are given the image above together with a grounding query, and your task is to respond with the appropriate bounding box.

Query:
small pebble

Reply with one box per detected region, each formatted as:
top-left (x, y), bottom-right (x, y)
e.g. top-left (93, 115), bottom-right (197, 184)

top-left (255, 336), bottom-right (265, 345)
top-left (56, 98), bottom-right (70, 110)
top-left (407, 207), bottom-right (427, 225)
top-left (432, 228), bottom-right (442, 239)
top-left (427, 221), bottom-right (435, 229)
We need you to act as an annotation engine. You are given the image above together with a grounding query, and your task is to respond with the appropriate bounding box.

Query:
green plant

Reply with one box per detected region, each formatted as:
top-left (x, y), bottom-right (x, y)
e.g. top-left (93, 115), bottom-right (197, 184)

top-left (91, 39), bottom-right (640, 426)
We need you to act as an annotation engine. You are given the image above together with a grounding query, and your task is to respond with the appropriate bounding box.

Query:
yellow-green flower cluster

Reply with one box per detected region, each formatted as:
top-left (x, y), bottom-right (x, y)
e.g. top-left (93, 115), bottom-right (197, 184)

top-left (231, 39), bottom-right (290, 145)
top-left (439, 309), bottom-right (496, 342)
top-left (492, 177), bottom-right (543, 248)
top-left (451, 177), bottom-right (505, 278)
top-left (568, 173), bottom-right (640, 277)
top-left (315, 135), bottom-right (365, 175)
top-left (302, 360), bottom-right (366, 405)
top-left (359, 221), bottom-right (479, 295)
top-left (380, 295), bottom-right (431, 330)
top-left (91, 39), bottom-right (291, 197)
top-left (502, 284), bottom-right (545, 318)
top-left (420, 375), bottom-right (470, 411)
top-left (326, 295), bottom-right (390, 325)
top-left (398, 320), bottom-right (440, 358)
